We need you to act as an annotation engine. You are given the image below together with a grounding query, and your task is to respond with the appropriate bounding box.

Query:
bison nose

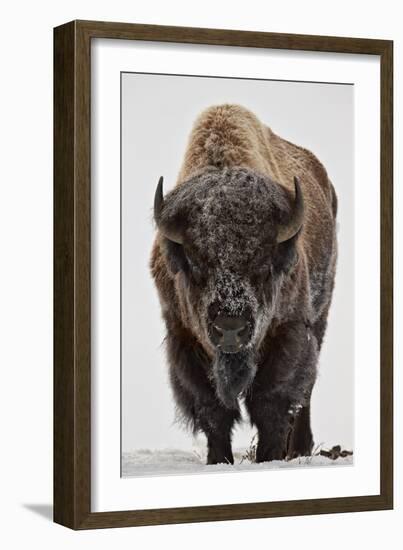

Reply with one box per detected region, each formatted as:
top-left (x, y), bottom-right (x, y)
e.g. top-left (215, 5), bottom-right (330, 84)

top-left (212, 315), bottom-right (249, 353)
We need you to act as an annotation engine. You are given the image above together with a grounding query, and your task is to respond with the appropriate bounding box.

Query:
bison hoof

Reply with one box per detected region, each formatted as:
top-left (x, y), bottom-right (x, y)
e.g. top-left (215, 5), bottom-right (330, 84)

top-left (255, 446), bottom-right (286, 463)
top-left (207, 450), bottom-right (234, 465)
top-left (287, 436), bottom-right (314, 459)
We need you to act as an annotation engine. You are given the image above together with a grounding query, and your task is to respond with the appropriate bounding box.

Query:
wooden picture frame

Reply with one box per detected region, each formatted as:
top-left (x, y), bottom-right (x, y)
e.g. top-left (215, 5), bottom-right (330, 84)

top-left (54, 20), bottom-right (393, 529)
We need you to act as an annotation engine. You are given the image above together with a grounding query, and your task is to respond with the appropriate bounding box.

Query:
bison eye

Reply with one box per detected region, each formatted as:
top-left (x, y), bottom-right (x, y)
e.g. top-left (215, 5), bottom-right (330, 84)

top-left (251, 265), bottom-right (271, 285)
top-left (185, 254), bottom-right (203, 283)
top-left (191, 262), bottom-right (202, 277)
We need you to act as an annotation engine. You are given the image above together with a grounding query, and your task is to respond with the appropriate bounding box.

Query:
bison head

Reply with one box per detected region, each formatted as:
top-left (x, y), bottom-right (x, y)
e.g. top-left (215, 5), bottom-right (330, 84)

top-left (154, 167), bottom-right (303, 408)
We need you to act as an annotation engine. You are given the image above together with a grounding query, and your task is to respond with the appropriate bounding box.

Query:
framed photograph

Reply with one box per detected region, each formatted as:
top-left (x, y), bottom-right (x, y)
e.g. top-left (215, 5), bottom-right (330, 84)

top-left (54, 20), bottom-right (393, 529)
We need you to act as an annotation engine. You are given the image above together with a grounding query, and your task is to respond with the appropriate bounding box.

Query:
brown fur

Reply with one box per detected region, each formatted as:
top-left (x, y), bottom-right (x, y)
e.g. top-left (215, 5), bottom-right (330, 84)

top-left (177, 104), bottom-right (336, 299)
top-left (150, 104), bottom-right (337, 464)
top-left (152, 104), bottom-right (336, 330)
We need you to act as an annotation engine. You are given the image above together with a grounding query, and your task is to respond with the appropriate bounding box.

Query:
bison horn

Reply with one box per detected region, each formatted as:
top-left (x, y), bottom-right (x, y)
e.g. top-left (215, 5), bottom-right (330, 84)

top-left (276, 176), bottom-right (304, 243)
top-left (154, 176), bottom-right (184, 245)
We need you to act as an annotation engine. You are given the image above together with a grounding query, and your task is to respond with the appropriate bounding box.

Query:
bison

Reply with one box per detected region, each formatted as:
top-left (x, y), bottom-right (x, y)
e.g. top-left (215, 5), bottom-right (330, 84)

top-left (150, 104), bottom-right (337, 465)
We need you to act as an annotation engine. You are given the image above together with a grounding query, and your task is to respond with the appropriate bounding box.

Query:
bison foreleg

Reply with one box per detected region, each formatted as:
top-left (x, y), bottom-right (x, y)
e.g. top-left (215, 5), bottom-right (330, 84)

top-left (246, 394), bottom-right (293, 462)
top-left (286, 402), bottom-right (314, 459)
top-left (245, 321), bottom-right (318, 463)
top-left (196, 401), bottom-right (240, 465)
top-left (166, 330), bottom-right (240, 465)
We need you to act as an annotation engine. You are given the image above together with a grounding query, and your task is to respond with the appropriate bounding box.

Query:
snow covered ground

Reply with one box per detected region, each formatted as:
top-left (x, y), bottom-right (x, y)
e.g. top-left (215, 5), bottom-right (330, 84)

top-left (122, 446), bottom-right (353, 477)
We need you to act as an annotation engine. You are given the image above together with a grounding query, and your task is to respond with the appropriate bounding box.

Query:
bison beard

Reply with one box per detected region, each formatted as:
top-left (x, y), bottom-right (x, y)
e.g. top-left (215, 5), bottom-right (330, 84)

top-left (212, 350), bottom-right (257, 410)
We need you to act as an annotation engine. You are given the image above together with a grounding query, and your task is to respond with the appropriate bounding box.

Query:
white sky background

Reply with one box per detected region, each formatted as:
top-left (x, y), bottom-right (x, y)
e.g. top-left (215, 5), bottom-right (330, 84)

top-left (121, 73), bottom-right (354, 457)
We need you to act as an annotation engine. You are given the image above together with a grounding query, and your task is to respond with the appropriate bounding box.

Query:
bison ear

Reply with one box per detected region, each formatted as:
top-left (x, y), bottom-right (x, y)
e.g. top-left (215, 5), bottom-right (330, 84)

top-left (276, 176), bottom-right (304, 243)
top-left (154, 176), bottom-right (184, 245)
